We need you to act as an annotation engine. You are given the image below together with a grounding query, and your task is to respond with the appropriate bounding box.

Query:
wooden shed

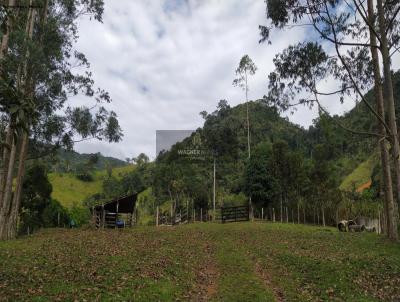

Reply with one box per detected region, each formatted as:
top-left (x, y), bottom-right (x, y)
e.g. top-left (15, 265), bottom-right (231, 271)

top-left (92, 194), bottom-right (138, 228)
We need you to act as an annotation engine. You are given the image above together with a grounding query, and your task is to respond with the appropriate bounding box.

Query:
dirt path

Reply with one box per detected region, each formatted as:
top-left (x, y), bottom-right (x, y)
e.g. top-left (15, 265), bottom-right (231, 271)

top-left (254, 261), bottom-right (286, 302)
top-left (190, 240), bottom-right (219, 301)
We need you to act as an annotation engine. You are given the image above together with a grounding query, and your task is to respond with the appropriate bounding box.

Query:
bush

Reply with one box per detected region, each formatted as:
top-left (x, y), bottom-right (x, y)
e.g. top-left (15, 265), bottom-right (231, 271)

top-left (68, 202), bottom-right (91, 226)
top-left (75, 172), bottom-right (94, 182)
top-left (42, 199), bottom-right (69, 227)
top-left (222, 193), bottom-right (247, 207)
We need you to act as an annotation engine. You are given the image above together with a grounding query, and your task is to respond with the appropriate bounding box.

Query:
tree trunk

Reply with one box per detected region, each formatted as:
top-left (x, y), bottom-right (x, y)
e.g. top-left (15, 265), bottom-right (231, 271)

top-left (280, 195), bottom-right (283, 222)
top-left (245, 73), bottom-right (251, 158)
top-left (0, 3), bottom-right (37, 240)
top-left (322, 207), bottom-right (325, 227)
top-left (0, 138), bottom-right (16, 239)
top-left (0, 127), bottom-right (13, 210)
top-left (368, 0), bottom-right (398, 240)
top-left (0, 0), bottom-right (17, 60)
top-left (286, 206), bottom-right (288, 223)
top-left (7, 133), bottom-right (28, 239)
top-left (297, 203), bottom-right (300, 224)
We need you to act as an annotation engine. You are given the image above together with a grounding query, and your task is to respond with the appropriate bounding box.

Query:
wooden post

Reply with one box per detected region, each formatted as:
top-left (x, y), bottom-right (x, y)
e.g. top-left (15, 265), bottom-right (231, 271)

top-left (303, 207), bottom-right (306, 224)
top-left (156, 206), bottom-right (159, 226)
top-left (170, 203), bottom-right (173, 225)
top-left (335, 208), bottom-right (339, 225)
top-left (292, 209), bottom-right (294, 224)
top-left (116, 201), bottom-right (119, 227)
top-left (102, 205), bottom-right (105, 228)
top-left (57, 211), bottom-right (60, 227)
top-left (130, 203), bottom-right (135, 227)
top-left (200, 208), bottom-right (203, 222)
top-left (286, 207), bottom-right (289, 223)
top-left (382, 211), bottom-right (386, 234)
top-left (297, 203), bottom-right (300, 224)
top-left (186, 200), bottom-right (189, 222)
top-left (272, 208), bottom-right (275, 222)
top-left (261, 208), bottom-right (264, 221)
top-left (193, 209), bottom-right (195, 223)
top-left (378, 210), bottom-right (381, 234)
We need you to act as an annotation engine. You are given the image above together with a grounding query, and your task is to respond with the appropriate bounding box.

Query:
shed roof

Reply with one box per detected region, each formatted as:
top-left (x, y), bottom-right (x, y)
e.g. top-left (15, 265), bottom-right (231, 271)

top-left (94, 194), bottom-right (138, 213)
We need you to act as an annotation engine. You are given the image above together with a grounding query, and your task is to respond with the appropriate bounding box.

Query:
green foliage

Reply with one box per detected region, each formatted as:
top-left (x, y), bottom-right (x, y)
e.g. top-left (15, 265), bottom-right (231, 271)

top-left (83, 165), bottom-right (146, 208)
top-left (221, 192), bottom-right (247, 207)
top-left (233, 54), bottom-right (257, 91)
top-left (75, 170), bottom-right (94, 182)
top-left (41, 199), bottom-right (69, 228)
top-left (1, 0), bottom-right (123, 154)
top-left (245, 142), bottom-right (276, 206)
top-left (20, 164), bottom-right (69, 233)
top-left (68, 203), bottom-right (91, 226)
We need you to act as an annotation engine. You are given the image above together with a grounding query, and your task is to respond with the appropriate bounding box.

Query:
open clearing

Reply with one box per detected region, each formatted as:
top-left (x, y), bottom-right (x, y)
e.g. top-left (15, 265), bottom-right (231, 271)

top-left (0, 223), bottom-right (399, 301)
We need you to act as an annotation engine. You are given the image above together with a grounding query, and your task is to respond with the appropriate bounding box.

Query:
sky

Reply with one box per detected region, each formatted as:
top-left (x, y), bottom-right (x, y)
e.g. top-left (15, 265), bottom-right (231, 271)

top-left (71, 0), bottom-right (369, 160)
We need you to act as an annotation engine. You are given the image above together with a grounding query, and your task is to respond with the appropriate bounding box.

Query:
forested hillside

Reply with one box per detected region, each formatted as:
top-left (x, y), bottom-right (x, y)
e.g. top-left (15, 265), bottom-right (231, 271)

top-left (43, 71), bottom-right (399, 228)
top-left (148, 71), bottom-right (400, 225)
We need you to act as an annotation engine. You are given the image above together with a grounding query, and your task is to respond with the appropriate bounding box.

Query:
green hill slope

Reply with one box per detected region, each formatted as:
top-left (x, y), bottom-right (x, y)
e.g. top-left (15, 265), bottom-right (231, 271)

top-left (49, 165), bottom-right (135, 208)
top-left (339, 155), bottom-right (377, 191)
top-left (45, 150), bottom-right (127, 173)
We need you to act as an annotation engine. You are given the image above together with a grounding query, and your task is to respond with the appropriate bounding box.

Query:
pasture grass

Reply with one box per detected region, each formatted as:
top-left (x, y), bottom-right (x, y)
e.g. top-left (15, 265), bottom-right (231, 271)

top-left (0, 222), bottom-right (399, 301)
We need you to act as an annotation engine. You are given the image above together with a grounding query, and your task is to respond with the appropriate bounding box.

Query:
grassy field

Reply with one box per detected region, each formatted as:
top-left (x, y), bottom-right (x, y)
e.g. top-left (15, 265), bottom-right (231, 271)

top-left (0, 223), bottom-right (399, 301)
top-left (48, 165), bottom-right (135, 208)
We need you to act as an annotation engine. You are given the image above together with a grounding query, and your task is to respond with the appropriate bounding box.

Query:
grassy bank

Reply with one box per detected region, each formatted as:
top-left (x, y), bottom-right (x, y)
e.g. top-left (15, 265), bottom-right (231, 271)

top-left (48, 165), bottom-right (135, 208)
top-left (0, 223), bottom-right (399, 301)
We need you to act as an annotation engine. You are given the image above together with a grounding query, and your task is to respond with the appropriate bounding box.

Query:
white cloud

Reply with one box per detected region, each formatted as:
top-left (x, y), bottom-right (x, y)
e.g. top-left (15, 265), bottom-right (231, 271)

top-left (72, 0), bottom-right (377, 160)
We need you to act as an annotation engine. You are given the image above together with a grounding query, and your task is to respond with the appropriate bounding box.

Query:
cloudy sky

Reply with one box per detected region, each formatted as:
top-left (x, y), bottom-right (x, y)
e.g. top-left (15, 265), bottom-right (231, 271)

top-left (72, 0), bottom-right (364, 160)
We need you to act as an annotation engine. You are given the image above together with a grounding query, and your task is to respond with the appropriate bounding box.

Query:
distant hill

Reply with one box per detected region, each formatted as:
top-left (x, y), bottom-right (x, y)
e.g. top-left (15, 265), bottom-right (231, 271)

top-left (49, 150), bottom-right (127, 173)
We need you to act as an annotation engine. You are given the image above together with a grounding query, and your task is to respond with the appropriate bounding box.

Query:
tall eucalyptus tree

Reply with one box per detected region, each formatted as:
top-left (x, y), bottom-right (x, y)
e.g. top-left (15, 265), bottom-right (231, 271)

top-left (0, 0), bottom-right (122, 239)
top-left (259, 0), bottom-right (400, 239)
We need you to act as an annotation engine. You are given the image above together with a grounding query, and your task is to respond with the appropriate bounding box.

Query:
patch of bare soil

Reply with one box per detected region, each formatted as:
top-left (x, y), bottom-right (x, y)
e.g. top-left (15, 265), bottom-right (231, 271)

top-left (191, 243), bottom-right (219, 301)
top-left (254, 261), bottom-right (286, 302)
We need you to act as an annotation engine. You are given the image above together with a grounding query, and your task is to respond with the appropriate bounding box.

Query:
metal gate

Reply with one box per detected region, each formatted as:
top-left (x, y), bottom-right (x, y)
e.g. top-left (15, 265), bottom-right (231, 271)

top-left (221, 206), bottom-right (249, 223)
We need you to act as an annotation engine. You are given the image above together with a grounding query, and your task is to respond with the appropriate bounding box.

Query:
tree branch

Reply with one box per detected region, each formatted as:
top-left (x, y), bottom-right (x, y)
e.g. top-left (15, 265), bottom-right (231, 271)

top-left (353, 0), bottom-right (382, 45)
top-left (386, 4), bottom-right (400, 34)
top-left (305, 0), bottom-right (378, 48)
top-left (321, 2), bottom-right (392, 135)
top-left (312, 92), bottom-right (384, 138)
